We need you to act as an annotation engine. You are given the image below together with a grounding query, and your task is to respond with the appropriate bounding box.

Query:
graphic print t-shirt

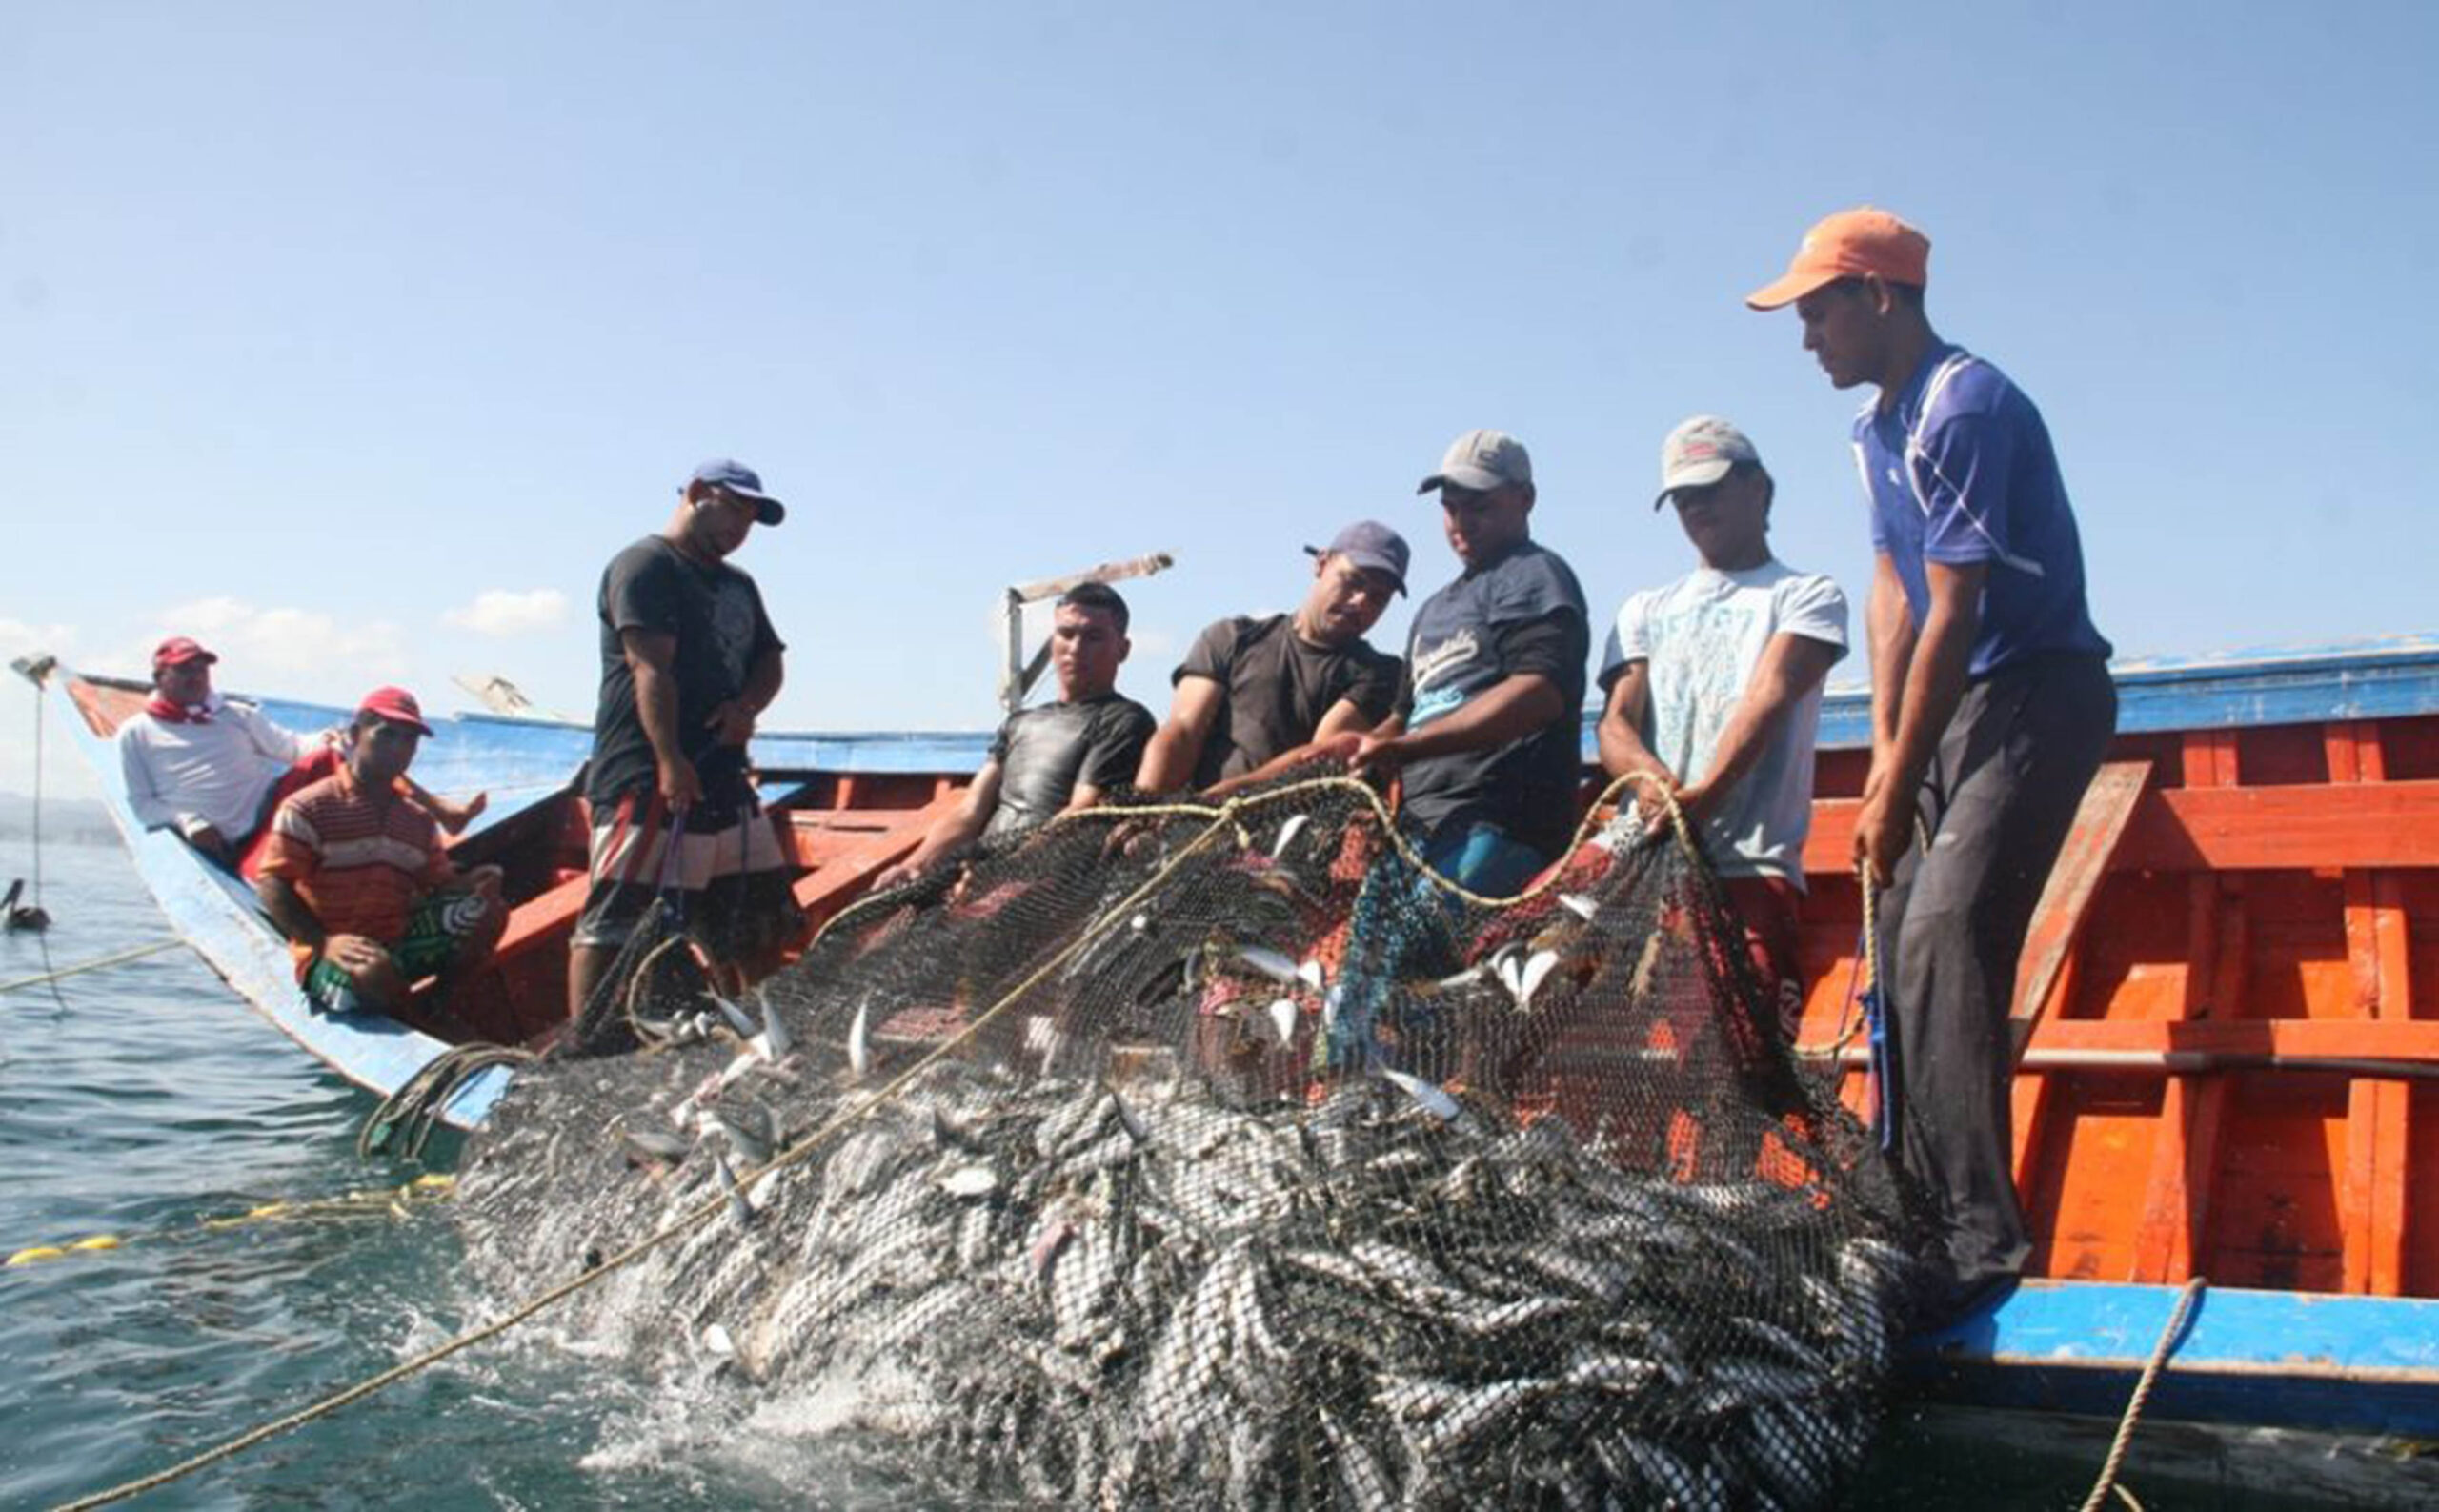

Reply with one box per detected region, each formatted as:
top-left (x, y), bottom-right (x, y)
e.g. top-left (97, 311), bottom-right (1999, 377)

top-left (1599, 558), bottom-right (1847, 884)
top-left (588, 536), bottom-right (783, 806)
top-left (1396, 540), bottom-right (1589, 859)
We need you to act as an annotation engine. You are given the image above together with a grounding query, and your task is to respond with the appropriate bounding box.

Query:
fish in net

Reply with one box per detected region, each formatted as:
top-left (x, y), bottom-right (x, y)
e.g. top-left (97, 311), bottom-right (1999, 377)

top-left (456, 770), bottom-right (1931, 1508)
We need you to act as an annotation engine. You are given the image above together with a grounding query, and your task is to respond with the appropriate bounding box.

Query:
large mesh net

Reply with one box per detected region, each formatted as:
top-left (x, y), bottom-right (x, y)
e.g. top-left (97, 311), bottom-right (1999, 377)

top-left (456, 768), bottom-right (1925, 1508)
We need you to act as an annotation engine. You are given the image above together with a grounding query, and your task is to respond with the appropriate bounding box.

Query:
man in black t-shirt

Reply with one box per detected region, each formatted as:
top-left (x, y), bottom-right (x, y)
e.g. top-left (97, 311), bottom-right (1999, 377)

top-left (568, 458), bottom-right (803, 1026)
top-left (1136, 520), bottom-right (1408, 798)
top-left (874, 583), bottom-right (1156, 891)
top-left (1353, 429), bottom-right (1590, 895)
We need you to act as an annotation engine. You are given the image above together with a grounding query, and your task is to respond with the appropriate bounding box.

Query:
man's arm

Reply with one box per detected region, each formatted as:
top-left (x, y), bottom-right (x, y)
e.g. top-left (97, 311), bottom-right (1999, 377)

top-left (254, 874), bottom-right (327, 950)
top-left (1595, 662), bottom-right (1665, 783)
top-left (1353, 673), bottom-right (1565, 775)
top-left (118, 729), bottom-right (186, 834)
top-left (1135, 677), bottom-right (1224, 794)
top-left (874, 760), bottom-right (1005, 890)
top-left (255, 873), bottom-right (392, 979)
top-left (707, 645), bottom-right (784, 748)
top-left (1857, 559), bottom-right (1984, 883)
top-left (621, 627), bottom-right (700, 809)
top-left (1199, 696), bottom-right (1379, 799)
top-left (1864, 553), bottom-right (1918, 761)
top-left (229, 702), bottom-right (314, 767)
top-left (1677, 634), bottom-right (1843, 825)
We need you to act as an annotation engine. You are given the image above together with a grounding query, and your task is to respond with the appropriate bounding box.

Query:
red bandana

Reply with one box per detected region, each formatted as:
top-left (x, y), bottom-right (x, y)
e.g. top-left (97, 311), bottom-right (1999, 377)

top-left (145, 696), bottom-right (212, 725)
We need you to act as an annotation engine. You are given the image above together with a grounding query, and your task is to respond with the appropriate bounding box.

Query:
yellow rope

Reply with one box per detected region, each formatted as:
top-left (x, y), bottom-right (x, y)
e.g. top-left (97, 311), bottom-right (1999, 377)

top-left (0, 938), bottom-right (187, 996)
top-left (8, 1177), bottom-right (454, 1270)
top-left (2075, 1276), bottom-right (2206, 1512)
top-left (813, 767), bottom-right (1690, 953)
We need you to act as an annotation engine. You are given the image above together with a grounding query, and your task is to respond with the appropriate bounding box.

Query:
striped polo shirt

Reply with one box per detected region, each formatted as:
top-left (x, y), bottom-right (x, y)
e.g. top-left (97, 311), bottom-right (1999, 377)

top-left (256, 765), bottom-right (452, 946)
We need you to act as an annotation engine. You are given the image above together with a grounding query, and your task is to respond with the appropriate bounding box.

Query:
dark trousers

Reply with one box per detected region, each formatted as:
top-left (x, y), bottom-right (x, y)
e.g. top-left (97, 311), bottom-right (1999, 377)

top-left (1883, 654), bottom-right (2115, 1300)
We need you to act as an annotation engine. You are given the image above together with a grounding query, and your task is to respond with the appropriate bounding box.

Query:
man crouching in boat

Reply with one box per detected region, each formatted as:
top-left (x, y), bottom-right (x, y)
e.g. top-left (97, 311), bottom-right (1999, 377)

top-left (118, 635), bottom-right (482, 874)
top-left (1133, 522), bottom-right (1408, 800)
top-left (873, 583), bottom-right (1156, 892)
top-left (253, 687), bottom-right (505, 1020)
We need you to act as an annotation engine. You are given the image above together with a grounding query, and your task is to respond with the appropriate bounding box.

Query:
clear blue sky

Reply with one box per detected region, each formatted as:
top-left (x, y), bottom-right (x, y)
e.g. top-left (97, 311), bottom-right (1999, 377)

top-left (6, 2), bottom-right (2434, 797)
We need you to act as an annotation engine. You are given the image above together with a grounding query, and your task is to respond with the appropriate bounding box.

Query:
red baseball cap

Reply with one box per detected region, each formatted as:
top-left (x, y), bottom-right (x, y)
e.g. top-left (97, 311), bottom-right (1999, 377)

top-left (151, 635), bottom-right (218, 669)
top-left (1745, 207), bottom-right (1930, 311)
top-left (355, 686), bottom-right (433, 736)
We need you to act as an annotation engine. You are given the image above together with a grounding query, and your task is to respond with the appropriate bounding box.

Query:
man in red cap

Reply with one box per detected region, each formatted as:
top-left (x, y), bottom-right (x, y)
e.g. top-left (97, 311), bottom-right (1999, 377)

top-left (254, 688), bottom-right (503, 1019)
top-left (117, 636), bottom-right (480, 871)
top-left (1749, 208), bottom-right (2114, 1320)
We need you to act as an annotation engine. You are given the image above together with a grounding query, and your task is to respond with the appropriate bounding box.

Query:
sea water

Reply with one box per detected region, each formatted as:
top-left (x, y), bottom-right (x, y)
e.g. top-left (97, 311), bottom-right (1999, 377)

top-left (0, 842), bottom-right (2407, 1509)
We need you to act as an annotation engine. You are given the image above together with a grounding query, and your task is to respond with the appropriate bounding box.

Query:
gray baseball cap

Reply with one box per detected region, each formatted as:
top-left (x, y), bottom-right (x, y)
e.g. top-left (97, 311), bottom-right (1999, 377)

top-left (1418, 429), bottom-right (1532, 494)
top-left (1305, 519), bottom-right (1411, 596)
top-left (1654, 415), bottom-right (1761, 510)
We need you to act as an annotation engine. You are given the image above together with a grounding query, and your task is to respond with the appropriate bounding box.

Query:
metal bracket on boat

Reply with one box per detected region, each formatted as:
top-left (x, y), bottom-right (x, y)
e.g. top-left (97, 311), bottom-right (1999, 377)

top-left (451, 672), bottom-right (569, 723)
top-left (998, 552), bottom-right (1176, 715)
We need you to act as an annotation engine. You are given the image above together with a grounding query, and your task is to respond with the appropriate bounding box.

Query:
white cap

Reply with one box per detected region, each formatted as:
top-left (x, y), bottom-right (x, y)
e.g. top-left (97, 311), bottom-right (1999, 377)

top-left (1418, 429), bottom-right (1532, 494)
top-left (1655, 415), bottom-right (1760, 510)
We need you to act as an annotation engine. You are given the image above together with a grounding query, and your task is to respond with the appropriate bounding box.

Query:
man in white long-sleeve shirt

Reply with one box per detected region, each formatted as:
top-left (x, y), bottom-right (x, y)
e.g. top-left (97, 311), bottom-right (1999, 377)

top-left (117, 636), bottom-right (480, 873)
top-left (118, 636), bottom-right (321, 869)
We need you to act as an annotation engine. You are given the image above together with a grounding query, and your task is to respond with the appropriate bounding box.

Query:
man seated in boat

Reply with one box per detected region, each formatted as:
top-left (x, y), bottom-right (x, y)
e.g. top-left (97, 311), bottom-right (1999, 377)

top-left (874, 583), bottom-right (1156, 892)
top-left (253, 687), bottom-right (505, 1019)
top-left (1133, 521), bottom-right (1408, 800)
top-left (1594, 416), bottom-right (1848, 1043)
top-left (118, 635), bottom-right (482, 875)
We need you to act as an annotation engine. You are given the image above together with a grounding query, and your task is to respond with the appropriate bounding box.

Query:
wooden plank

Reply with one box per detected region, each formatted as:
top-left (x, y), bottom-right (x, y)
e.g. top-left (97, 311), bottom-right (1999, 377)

top-left (2129, 735), bottom-right (2243, 1284)
top-left (2010, 759), bottom-right (2151, 1058)
top-left (2027, 1014), bottom-right (2439, 1059)
top-left (785, 792), bottom-right (959, 920)
top-left (2370, 871), bottom-right (2414, 1296)
top-left (2130, 873), bottom-right (2228, 1282)
top-left (1802, 778), bottom-right (2439, 876)
top-left (2330, 721), bottom-right (2413, 1297)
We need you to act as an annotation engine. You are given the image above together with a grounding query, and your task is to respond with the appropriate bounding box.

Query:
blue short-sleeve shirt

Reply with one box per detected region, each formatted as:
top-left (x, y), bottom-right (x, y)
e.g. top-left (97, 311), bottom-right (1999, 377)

top-left (1856, 344), bottom-right (2111, 677)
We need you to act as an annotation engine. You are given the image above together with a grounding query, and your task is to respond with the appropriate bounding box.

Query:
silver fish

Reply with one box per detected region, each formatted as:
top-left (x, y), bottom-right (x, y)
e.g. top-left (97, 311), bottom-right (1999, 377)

top-left (751, 985), bottom-right (793, 1060)
top-left (704, 988), bottom-right (758, 1038)
top-left (937, 1164), bottom-right (998, 1198)
top-left (702, 1111), bottom-right (772, 1169)
top-left (847, 996), bottom-right (872, 1079)
top-left (1269, 813), bottom-right (1310, 858)
top-left (712, 1154), bottom-right (754, 1228)
top-left (1233, 944), bottom-right (1324, 992)
top-left (1380, 1066), bottom-right (1460, 1123)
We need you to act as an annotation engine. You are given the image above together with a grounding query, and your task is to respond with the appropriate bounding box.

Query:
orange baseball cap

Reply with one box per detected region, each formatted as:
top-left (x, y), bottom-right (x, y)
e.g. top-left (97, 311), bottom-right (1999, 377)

top-left (1744, 207), bottom-right (1930, 311)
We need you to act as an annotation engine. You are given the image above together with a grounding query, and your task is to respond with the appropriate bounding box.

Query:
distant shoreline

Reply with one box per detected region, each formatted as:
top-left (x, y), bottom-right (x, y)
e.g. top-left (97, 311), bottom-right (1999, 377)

top-left (0, 794), bottom-right (120, 849)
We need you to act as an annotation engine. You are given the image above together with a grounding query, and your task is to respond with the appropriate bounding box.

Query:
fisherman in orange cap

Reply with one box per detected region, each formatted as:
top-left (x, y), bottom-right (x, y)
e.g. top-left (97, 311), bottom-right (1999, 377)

top-left (1749, 208), bottom-right (2114, 1321)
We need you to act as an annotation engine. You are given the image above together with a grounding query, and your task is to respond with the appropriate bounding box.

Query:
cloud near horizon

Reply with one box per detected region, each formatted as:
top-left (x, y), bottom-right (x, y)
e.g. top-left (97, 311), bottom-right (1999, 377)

top-left (131, 597), bottom-right (411, 687)
top-left (442, 588), bottom-right (570, 638)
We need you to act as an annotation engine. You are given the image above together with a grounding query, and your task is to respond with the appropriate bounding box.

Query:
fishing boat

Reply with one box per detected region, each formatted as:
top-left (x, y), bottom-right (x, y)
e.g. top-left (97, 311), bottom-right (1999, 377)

top-left (26, 633), bottom-right (2439, 1448)
top-left (20, 659), bottom-right (963, 1132)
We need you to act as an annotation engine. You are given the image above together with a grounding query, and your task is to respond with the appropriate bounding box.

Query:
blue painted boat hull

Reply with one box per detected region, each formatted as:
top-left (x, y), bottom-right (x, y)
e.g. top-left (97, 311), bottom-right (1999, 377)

top-left (1909, 1280), bottom-right (2439, 1438)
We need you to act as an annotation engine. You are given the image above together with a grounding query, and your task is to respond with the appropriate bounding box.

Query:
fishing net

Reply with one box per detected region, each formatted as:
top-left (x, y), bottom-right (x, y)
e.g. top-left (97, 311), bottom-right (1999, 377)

top-left (455, 766), bottom-right (1926, 1509)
